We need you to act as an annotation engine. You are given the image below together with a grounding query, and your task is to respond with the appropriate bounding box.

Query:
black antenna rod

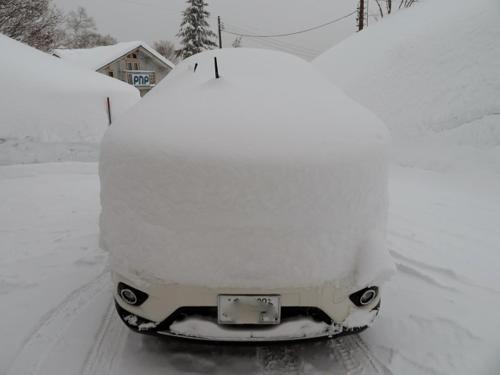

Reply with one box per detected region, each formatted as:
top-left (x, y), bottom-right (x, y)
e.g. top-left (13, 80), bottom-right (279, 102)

top-left (214, 57), bottom-right (220, 79)
top-left (218, 16), bottom-right (223, 48)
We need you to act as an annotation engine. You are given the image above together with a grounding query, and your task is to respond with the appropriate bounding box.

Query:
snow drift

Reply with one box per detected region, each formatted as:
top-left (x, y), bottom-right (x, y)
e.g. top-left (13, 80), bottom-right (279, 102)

top-left (100, 48), bottom-right (393, 289)
top-left (0, 34), bottom-right (140, 165)
top-left (314, 0), bottom-right (500, 174)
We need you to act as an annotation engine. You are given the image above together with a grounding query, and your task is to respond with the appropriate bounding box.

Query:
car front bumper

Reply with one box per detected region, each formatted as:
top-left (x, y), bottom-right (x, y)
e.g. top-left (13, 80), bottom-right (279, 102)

top-left (115, 299), bottom-right (379, 342)
top-left (112, 272), bottom-right (381, 342)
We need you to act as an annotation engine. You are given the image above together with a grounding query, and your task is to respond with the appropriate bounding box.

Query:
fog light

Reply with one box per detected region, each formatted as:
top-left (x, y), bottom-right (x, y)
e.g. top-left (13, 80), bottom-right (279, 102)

top-left (117, 282), bottom-right (149, 306)
top-left (359, 289), bottom-right (376, 306)
top-left (349, 286), bottom-right (379, 307)
top-left (120, 288), bottom-right (138, 305)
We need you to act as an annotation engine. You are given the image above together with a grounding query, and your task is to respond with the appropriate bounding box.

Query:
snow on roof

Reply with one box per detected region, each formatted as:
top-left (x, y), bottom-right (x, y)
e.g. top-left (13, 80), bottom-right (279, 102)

top-left (0, 34), bottom-right (140, 164)
top-left (100, 48), bottom-right (393, 288)
top-left (53, 41), bottom-right (175, 71)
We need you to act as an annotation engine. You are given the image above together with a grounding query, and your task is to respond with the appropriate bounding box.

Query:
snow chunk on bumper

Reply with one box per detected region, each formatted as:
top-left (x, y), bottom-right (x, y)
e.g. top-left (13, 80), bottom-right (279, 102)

top-left (168, 317), bottom-right (335, 341)
top-left (99, 48), bottom-right (394, 289)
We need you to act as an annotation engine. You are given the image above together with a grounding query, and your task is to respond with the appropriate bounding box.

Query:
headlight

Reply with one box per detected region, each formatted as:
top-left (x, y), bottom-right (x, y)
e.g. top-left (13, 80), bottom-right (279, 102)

top-left (117, 282), bottom-right (149, 306)
top-left (349, 286), bottom-right (379, 307)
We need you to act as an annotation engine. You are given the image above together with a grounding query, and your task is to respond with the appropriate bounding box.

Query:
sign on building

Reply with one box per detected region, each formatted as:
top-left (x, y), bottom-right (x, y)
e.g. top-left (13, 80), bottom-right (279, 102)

top-left (132, 73), bottom-right (150, 87)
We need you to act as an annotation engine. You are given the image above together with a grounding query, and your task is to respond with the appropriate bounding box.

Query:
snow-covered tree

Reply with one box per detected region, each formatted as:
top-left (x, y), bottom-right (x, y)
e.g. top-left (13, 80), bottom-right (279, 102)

top-left (176, 0), bottom-right (217, 60)
top-left (232, 36), bottom-right (242, 48)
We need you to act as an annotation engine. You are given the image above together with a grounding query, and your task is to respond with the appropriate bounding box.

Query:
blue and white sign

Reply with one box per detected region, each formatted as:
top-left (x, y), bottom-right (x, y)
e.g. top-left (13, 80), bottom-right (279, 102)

top-left (132, 73), bottom-right (150, 87)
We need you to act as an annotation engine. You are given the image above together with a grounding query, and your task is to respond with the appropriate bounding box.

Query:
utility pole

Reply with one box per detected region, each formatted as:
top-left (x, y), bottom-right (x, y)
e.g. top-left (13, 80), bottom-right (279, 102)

top-left (218, 16), bottom-right (222, 48)
top-left (357, 0), bottom-right (365, 32)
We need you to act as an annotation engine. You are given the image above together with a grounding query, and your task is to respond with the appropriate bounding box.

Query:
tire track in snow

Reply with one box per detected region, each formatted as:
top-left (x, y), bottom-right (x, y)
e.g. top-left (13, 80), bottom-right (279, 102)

top-left (256, 345), bottom-right (306, 373)
top-left (254, 335), bottom-right (388, 374)
top-left (331, 337), bottom-right (365, 374)
top-left (331, 335), bottom-right (393, 375)
top-left (389, 248), bottom-right (500, 294)
top-left (395, 263), bottom-right (459, 292)
top-left (80, 300), bottom-right (129, 375)
top-left (348, 335), bottom-right (393, 375)
top-left (6, 271), bottom-right (109, 375)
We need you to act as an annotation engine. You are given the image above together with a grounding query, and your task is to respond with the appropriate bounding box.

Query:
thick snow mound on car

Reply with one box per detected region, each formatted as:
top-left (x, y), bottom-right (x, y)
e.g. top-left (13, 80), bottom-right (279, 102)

top-left (0, 35), bottom-right (140, 164)
top-left (100, 48), bottom-right (393, 289)
top-left (314, 0), bottom-right (500, 174)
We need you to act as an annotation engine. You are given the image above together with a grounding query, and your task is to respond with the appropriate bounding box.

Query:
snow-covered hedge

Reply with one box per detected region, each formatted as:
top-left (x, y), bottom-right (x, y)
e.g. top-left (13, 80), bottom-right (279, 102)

top-left (100, 48), bottom-right (393, 289)
top-left (0, 35), bottom-right (140, 164)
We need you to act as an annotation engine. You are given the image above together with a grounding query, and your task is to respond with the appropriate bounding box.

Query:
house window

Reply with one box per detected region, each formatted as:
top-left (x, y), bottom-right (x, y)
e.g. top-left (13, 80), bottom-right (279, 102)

top-left (127, 62), bottom-right (132, 70)
top-left (108, 71), bottom-right (114, 77)
top-left (127, 74), bottom-right (132, 84)
top-left (134, 62), bottom-right (139, 70)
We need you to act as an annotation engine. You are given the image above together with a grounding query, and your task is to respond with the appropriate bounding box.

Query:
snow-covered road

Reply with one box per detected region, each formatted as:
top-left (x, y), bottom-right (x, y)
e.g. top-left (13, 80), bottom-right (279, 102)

top-left (1, 162), bottom-right (499, 375)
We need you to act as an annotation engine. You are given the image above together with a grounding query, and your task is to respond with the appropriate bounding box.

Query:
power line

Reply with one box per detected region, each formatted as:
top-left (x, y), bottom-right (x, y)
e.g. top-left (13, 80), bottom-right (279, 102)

top-left (222, 26), bottom-right (320, 59)
top-left (222, 10), bottom-right (356, 38)
top-left (222, 22), bottom-right (321, 55)
top-left (222, 29), bottom-right (317, 59)
top-left (246, 38), bottom-right (316, 60)
top-left (233, 37), bottom-right (315, 59)
top-left (244, 38), bottom-right (316, 59)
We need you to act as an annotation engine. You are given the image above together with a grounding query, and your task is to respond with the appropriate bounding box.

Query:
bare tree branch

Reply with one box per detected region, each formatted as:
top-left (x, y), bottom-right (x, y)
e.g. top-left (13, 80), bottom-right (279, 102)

top-left (153, 40), bottom-right (179, 63)
top-left (0, 0), bottom-right (64, 51)
top-left (374, 0), bottom-right (385, 18)
top-left (60, 6), bottom-right (116, 48)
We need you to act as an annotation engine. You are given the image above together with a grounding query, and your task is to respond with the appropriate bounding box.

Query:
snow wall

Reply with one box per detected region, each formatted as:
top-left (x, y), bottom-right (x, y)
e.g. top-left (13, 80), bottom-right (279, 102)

top-left (100, 48), bottom-right (394, 289)
top-left (0, 35), bottom-right (140, 165)
top-left (313, 0), bottom-right (500, 174)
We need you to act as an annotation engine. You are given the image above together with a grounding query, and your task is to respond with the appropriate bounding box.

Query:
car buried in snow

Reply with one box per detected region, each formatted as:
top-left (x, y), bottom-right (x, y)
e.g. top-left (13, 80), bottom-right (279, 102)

top-left (99, 48), bottom-right (394, 342)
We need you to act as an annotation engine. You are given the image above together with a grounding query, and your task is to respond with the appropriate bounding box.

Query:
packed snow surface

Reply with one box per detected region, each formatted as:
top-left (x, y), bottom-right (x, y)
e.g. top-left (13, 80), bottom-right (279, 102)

top-left (2, 0), bottom-right (500, 373)
top-left (54, 41), bottom-right (175, 71)
top-left (100, 48), bottom-right (393, 289)
top-left (0, 35), bottom-right (140, 164)
top-left (2, 163), bottom-right (499, 374)
top-left (314, 0), bottom-right (500, 174)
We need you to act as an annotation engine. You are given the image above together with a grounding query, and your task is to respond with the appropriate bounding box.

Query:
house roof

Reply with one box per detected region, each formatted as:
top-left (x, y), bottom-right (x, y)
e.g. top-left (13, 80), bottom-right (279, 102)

top-left (53, 41), bottom-right (175, 71)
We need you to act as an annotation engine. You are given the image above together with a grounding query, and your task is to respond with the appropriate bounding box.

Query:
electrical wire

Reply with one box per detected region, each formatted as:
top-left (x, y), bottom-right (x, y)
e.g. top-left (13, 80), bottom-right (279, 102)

top-left (221, 21), bottom-right (323, 59)
top-left (222, 10), bottom-right (356, 38)
top-left (222, 22), bottom-right (321, 56)
top-left (246, 39), bottom-right (316, 59)
top-left (223, 29), bottom-right (317, 59)
top-left (246, 38), bottom-right (316, 60)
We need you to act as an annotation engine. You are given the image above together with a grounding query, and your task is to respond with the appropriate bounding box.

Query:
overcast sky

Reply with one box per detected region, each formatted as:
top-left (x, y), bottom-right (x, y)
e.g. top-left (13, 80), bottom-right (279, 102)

top-left (52, 0), bottom-right (359, 60)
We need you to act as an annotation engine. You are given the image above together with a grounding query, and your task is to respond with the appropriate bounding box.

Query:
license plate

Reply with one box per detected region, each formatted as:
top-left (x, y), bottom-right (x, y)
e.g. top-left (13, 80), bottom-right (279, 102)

top-left (218, 295), bottom-right (281, 325)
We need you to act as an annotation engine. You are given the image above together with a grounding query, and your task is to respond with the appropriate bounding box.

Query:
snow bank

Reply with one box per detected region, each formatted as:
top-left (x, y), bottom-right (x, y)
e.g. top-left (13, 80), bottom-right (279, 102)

top-left (313, 0), bottom-right (500, 174)
top-left (0, 34), bottom-right (140, 165)
top-left (100, 48), bottom-right (393, 289)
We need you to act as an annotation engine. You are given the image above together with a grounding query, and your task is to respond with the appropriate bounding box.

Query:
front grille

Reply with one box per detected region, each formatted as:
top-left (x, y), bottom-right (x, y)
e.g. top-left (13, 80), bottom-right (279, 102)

top-left (160, 306), bottom-right (333, 329)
